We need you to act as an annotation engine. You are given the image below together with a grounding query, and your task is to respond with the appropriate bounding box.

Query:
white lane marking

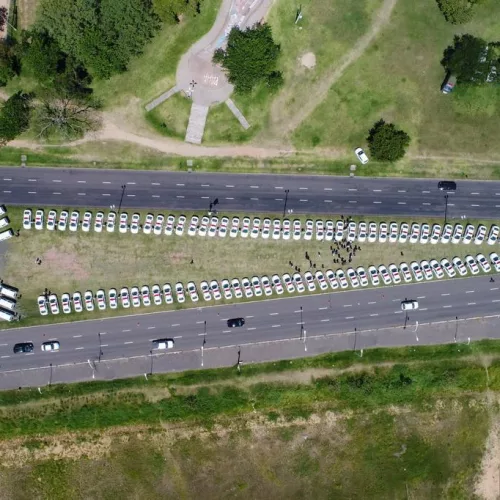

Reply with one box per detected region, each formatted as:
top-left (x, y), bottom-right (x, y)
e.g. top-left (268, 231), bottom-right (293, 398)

top-left (225, 185), bottom-right (234, 188)
top-left (3, 178), bottom-right (11, 180)
top-left (3, 190), bottom-right (11, 193)
top-left (226, 197), bottom-right (234, 200)
top-left (420, 308), bottom-right (428, 311)
top-left (300, 199), bottom-right (308, 202)
top-left (492, 299), bottom-right (500, 303)
top-left (373, 189), bottom-right (382, 192)
top-left (373, 201), bottom-right (382, 204)
top-left (198, 333), bottom-right (205, 336)
top-left (251, 197), bottom-right (259, 200)
top-left (275, 186), bottom-right (283, 189)
top-left (102, 181), bottom-right (111, 184)
top-left (491, 287), bottom-right (498, 291)
top-left (127, 194), bottom-right (136, 197)
top-left (470, 192), bottom-right (479, 195)
top-left (299, 187), bottom-right (308, 190)
top-left (201, 196), bottom-right (210, 199)
top-left (122, 329), bottom-right (130, 332)
top-left (77, 180), bottom-right (86, 183)
top-left (417, 296), bottom-right (426, 299)
top-left (321, 319), bottom-right (330, 322)
top-left (124, 341), bottom-right (134, 344)
top-left (422, 203), bottom-right (431, 206)
top-left (1, 355), bottom-right (10, 358)
top-left (349, 201), bottom-right (357, 203)
top-left (28, 178), bottom-right (36, 182)
top-left (101, 344), bottom-right (108, 347)
top-left (75, 347), bottom-right (84, 350)
top-left (294, 310), bottom-right (301, 313)
top-left (223, 330), bottom-right (231, 333)
top-left (176, 195), bottom-right (184, 198)
top-left (275, 198), bottom-right (283, 201)
top-left (392, 299), bottom-right (400, 302)
top-left (28, 191), bottom-right (36, 194)
top-left (52, 192), bottom-right (61, 195)
top-left (0, 344), bottom-right (7, 346)
top-left (422, 190), bottom-right (430, 194)
top-left (247, 327), bottom-right (256, 331)
top-left (465, 290), bottom-right (475, 294)
top-left (102, 193), bottom-right (110, 196)
top-left (441, 293), bottom-right (450, 296)
top-left (296, 322), bottom-right (304, 325)
top-left (250, 185), bottom-right (259, 188)
top-left (348, 188), bottom-right (357, 192)
top-left (73, 335), bottom-right (82, 338)
top-left (78, 193), bottom-right (86, 196)
top-left (471, 204), bottom-right (480, 207)
top-left (246, 315), bottom-right (254, 318)
top-left (147, 326), bottom-right (156, 330)
top-left (269, 312), bottom-right (279, 315)
top-left (176, 183), bottom-right (184, 186)
top-left (173, 336), bottom-right (183, 339)
top-left (324, 187), bottom-right (333, 191)
top-left (468, 302), bottom-right (476, 306)
top-left (201, 184), bottom-right (210, 187)
top-left (369, 313), bottom-right (379, 317)
top-left (196, 321), bottom-right (205, 324)
top-left (152, 195), bottom-right (160, 198)
top-left (318, 307), bottom-right (328, 310)
top-left (398, 202), bottom-right (406, 205)
top-left (99, 332), bottom-right (107, 335)
top-left (443, 305), bottom-right (452, 308)
top-left (368, 301), bottom-right (377, 305)
top-left (271, 325), bottom-right (281, 328)
top-left (394, 311), bottom-right (403, 314)
top-left (127, 182), bottom-right (136, 185)
top-left (171, 323), bottom-right (180, 327)
top-left (343, 304), bottom-right (352, 307)
top-left (52, 179), bottom-right (62, 183)
top-left (448, 203), bottom-right (455, 206)
top-left (151, 182), bottom-right (160, 186)
top-left (398, 190), bottom-right (406, 193)
top-left (345, 316), bottom-right (354, 319)
top-left (324, 200), bottom-right (332, 203)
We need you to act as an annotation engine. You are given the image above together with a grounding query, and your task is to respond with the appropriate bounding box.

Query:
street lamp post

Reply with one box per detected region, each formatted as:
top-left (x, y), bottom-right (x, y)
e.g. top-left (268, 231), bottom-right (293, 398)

top-left (149, 350), bottom-right (154, 375)
top-left (118, 184), bottom-right (126, 215)
top-left (283, 189), bottom-right (290, 217)
top-left (300, 306), bottom-right (304, 339)
top-left (98, 332), bottom-right (103, 362)
top-left (444, 194), bottom-right (449, 225)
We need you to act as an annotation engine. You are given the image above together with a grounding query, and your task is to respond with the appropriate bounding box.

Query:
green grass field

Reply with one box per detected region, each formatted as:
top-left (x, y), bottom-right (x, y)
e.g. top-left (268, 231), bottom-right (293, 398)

top-left (0, 342), bottom-right (499, 498)
top-left (1, 206), bottom-right (497, 327)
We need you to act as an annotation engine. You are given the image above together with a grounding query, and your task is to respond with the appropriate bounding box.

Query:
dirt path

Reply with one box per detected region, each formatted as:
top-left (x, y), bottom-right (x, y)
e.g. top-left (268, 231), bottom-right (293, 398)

top-left (268, 0), bottom-right (398, 140)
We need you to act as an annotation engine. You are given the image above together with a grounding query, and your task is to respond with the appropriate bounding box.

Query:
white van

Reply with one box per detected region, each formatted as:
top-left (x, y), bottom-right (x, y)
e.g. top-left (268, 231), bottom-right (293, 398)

top-left (0, 297), bottom-right (15, 311)
top-left (0, 217), bottom-right (9, 229)
top-left (0, 284), bottom-right (18, 300)
top-left (0, 229), bottom-right (14, 241)
top-left (0, 308), bottom-right (15, 322)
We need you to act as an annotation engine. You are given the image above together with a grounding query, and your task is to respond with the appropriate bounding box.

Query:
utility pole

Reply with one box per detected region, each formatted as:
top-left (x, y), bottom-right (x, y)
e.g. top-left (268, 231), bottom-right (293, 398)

top-left (444, 194), bottom-right (449, 225)
top-left (98, 332), bottom-right (103, 362)
top-left (283, 189), bottom-right (290, 218)
top-left (118, 184), bottom-right (126, 215)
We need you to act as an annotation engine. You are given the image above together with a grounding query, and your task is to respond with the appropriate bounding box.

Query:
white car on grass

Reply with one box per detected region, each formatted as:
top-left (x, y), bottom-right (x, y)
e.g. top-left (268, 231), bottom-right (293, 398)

top-left (261, 218), bottom-right (271, 239)
top-left (73, 291), bottom-right (83, 312)
top-left (440, 258), bottom-right (456, 278)
top-left (187, 281), bottom-right (199, 302)
top-left (441, 224), bottom-right (453, 244)
top-left (153, 214), bottom-right (164, 235)
top-left (47, 210), bottom-right (57, 231)
top-left (355, 147), bottom-right (369, 164)
top-left (231, 278), bottom-right (243, 299)
top-left (335, 220), bottom-right (344, 242)
top-left (120, 288), bottom-right (130, 308)
top-left (69, 211), bottom-right (79, 232)
top-left (282, 273), bottom-right (295, 293)
top-left (388, 263), bottom-right (401, 284)
top-left (188, 216), bottom-right (199, 236)
top-left (315, 220), bottom-right (324, 241)
top-left (452, 257), bottom-right (468, 276)
top-left (61, 293), bottom-right (71, 314)
top-left (272, 219), bottom-right (281, 240)
top-left (130, 213), bottom-right (140, 234)
top-left (141, 285), bottom-right (151, 306)
top-left (315, 270), bottom-right (328, 291)
top-left (293, 273), bottom-right (306, 293)
top-left (477, 253), bottom-right (491, 273)
top-left (347, 268), bottom-right (359, 288)
top-left (409, 223), bottom-right (420, 244)
top-left (347, 222), bottom-right (357, 242)
top-left (108, 288), bottom-right (118, 309)
top-left (230, 217), bottom-right (240, 238)
top-left (488, 225), bottom-right (499, 245)
top-left (38, 295), bottom-right (48, 315)
top-left (175, 215), bottom-right (186, 236)
top-left (463, 225), bottom-right (475, 244)
top-left (96, 289), bottom-right (106, 310)
top-left (410, 261), bottom-right (424, 282)
top-left (356, 267), bottom-right (368, 287)
top-left (490, 252), bottom-right (500, 272)
top-left (175, 282), bottom-right (185, 303)
top-left (304, 219), bottom-right (314, 241)
top-left (164, 215), bottom-right (175, 236)
top-left (163, 283), bottom-right (174, 304)
top-left (368, 265), bottom-right (380, 286)
top-left (221, 279), bottom-right (232, 299)
top-left (324, 220), bottom-right (334, 242)
top-left (251, 217), bottom-right (261, 239)
top-left (465, 255), bottom-right (480, 275)
top-left (368, 222), bottom-right (378, 243)
top-left (106, 212), bottom-right (116, 233)
top-left (272, 274), bottom-right (284, 294)
top-left (389, 222), bottom-right (398, 243)
top-left (325, 269), bottom-right (339, 289)
top-left (210, 280), bottom-right (222, 300)
top-left (82, 211), bottom-right (93, 232)
top-left (200, 281), bottom-right (211, 301)
top-left (293, 219), bottom-right (301, 240)
top-left (130, 286), bottom-right (141, 307)
top-left (304, 271), bottom-right (316, 292)
top-left (208, 216), bottom-right (219, 237)
top-left (261, 275), bottom-right (273, 296)
top-left (34, 209), bottom-right (44, 230)
top-left (475, 225), bottom-right (487, 245)
top-left (378, 265), bottom-right (392, 285)
top-left (336, 269), bottom-right (348, 289)
top-left (84, 290), bottom-right (94, 311)
top-left (219, 217), bottom-right (229, 237)
top-left (400, 262), bottom-right (412, 283)
top-left (429, 259), bottom-right (444, 279)
top-left (282, 219), bottom-right (291, 240)
top-left (420, 260), bottom-right (433, 280)
top-left (451, 224), bottom-right (463, 244)
top-left (251, 276), bottom-right (263, 296)
top-left (58, 210), bottom-right (69, 231)
top-left (241, 217), bottom-right (251, 238)
top-left (420, 224), bottom-right (430, 244)
top-left (379, 223), bottom-right (388, 243)
top-left (358, 222), bottom-right (367, 243)
top-left (399, 223), bottom-right (409, 243)
top-left (242, 277), bottom-right (253, 298)
top-left (198, 216), bottom-right (209, 237)
top-left (430, 224), bottom-right (442, 244)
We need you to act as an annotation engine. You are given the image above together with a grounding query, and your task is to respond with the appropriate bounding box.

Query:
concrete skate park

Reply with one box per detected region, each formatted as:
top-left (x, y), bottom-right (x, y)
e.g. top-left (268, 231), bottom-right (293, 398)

top-left (145, 0), bottom-right (272, 144)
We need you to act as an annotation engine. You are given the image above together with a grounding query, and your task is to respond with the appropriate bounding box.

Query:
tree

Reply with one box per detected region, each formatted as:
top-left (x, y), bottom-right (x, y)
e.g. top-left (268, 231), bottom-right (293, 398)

top-left (366, 120), bottom-right (410, 162)
top-left (442, 34), bottom-right (496, 84)
top-left (152, 0), bottom-right (200, 24)
top-left (31, 91), bottom-right (101, 140)
top-left (0, 7), bottom-right (8, 32)
top-left (0, 91), bottom-right (32, 143)
top-left (38, 0), bottom-right (160, 79)
top-left (213, 23), bottom-right (283, 93)
top-left (436, 0), bottom-right (477, 24)
top-left (0, 40), bottom-right (19, 86)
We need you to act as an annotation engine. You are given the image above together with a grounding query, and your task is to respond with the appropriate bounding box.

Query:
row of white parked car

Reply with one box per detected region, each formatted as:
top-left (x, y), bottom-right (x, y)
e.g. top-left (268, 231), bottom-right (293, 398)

top-left (23, 208), bottom-right (500, 245)
top-left (37, 252), bottom-right (500, 315)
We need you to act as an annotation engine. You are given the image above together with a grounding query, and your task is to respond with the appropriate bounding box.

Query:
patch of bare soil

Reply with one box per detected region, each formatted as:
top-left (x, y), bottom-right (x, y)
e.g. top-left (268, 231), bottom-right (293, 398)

top-left (43, 247), bottom-right (89, 281)
top-left (475, 419), bottom-right (500, 500)
top-left (300, 52), bottom-right (316, 69)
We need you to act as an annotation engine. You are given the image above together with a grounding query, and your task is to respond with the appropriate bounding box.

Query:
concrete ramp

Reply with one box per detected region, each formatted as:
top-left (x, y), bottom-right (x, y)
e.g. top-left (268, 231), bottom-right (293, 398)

top-left (145, 86), bottom-right (179, 112)
top-left (225, 98), bottom-right (250, 129)
top-left (185, 103), bottom-right (210, 144)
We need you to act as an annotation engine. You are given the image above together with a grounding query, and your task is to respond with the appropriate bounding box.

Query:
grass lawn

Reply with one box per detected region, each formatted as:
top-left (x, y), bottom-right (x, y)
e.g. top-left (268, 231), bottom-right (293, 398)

top-left (145, 92), bottom-right (192, 140)
top-left (0, 343), bottom-right (498, 498)
top-left (2, 206), bottom-right (497, 328)
top-left (292, 0), bottom-right (500, 157)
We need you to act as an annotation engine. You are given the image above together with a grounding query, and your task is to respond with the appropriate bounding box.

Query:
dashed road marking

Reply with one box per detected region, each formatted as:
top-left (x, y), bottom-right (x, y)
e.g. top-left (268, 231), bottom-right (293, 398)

top-left (124, 341), bottom-right (134, 344)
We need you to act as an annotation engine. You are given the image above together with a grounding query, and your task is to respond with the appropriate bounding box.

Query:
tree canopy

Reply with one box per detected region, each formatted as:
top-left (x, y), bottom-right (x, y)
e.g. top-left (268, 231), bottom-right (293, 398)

top-left (442, 34), bottom-right (498, 84)
top-left (0, 91), bottom-right (33, 143)
top-left (38, 0), bottom-right (160, 79)
top-left (0, 41), bottom-right (19, 87)
top-left (152, 0), bottom-right (200, 24)
top-left (213, 23), bottom-right (283, 93)
top-left (436, 0), bottom-right (483, 24)
top-left (366, 120), bottom-right (410, 162)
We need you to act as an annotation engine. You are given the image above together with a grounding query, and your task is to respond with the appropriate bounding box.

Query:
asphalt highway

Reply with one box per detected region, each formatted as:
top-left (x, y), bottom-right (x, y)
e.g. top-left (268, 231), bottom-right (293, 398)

top-left (2, 167), bottom-right (500, 218)
top-left (1, 275), bottom-right (499, 374)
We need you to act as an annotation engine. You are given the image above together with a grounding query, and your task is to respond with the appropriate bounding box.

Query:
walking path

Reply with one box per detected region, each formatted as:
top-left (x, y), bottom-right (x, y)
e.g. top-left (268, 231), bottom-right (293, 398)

top-left (185, 103), bottom-right (210, 144)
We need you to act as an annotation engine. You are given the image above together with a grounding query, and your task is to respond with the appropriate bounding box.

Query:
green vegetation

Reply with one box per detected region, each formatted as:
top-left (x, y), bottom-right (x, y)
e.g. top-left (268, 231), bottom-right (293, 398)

top-left (213, 23), bottom-right (283, 93)
top-left (0, 40), bottom-right (19, 87)
top-left (145, 92), bottom-right (191, 139)
top-left (152, 0), bottom-right (202, 24)
top-left (0, 91), bottom-right (32, 142)
top-left (436, 0), bottom-right (481, 24)
top-left (367, 119), bottom-right (411, 162)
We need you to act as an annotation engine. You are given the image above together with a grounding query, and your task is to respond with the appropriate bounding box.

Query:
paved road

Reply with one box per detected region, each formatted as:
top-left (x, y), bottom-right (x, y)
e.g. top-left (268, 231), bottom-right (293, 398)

top-left (2, 167), bottom-right (500, 218)
top-left (0, 275), bottom-right (499, 378)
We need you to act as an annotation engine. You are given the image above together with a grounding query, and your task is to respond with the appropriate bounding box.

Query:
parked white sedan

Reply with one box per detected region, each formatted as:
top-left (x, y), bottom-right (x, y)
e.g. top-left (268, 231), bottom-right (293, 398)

top-left (272, 219), bottom-right (281, 240)
top-left (368, 222), bottom-right (378, 243)
top-left (430, 224), bottom-right (442, 244)
top-left (251, 218), bottom-right (261, 239)
top-left (221, 279), bottom-right (232, 299)
top-left (84, 290), bottom-right (95, 311)
top-left (304, 219), bottom-right (314, 241)
top-left (108, 288), bottom-right (118, 309)
top-left (315, 220), bottom-right (324, 241)
top-left (440, 258), bottom-right (456, 278)
top-left (47, 210), bottom-right (57, 231)
top-left (293, 219), bottom-right (301, 240)
top-left (368, 265), bottom-right (380, 286)
top-left (231, 278), bottom-right (243, 299)
top-left (187, 281), bottom-right (199, 302)
top-left (452, 257), bottom-right (468, 276)
top-left (488, 225), bottom-right (499, 245)
top-left (153, 214), bottom-right (164, 235)
top-left (477, 253), bottom-right (491, 273)
top-left (35, 209), bottom-right (44, 230)
top-left (230, 217), bottom-right (240, 238)
top-left (188, 216), bottom-right (199, 236)
top-left (200, 280), bottom-right (211, 301)
top-left (474, 225), bottom-right (487, 245)
top-left (420, 224), bottom-right (430, 244)
top-left (218, 216), bottom-right (229, 237)
top-left (130, 213), bottom-right (140, 234)
top-left (465, 255), bottom-right (479, 274)
top-left (82, 211), bottom-right (92, 232)
top-left (106, 211), bottom-right (116, 233)
top-left (175, 215), bottom-right (187, 236)
top-left (96, 289), bottom-right (107, 310)
top-left (335, 220), bottom-right (344, 242)
top-left (119, 212), bottom-right (128, 234)
top-left (61, 293), bottom-right (71, 314)
top-left (58, 210), bottom-right (69, 231)
top-left (175, 282), bottom-right (185, 303)
top-left (272, 274), bottom-right (284, 294)
top-left (73, 291), bottom-right (84, 312)
top-left (69, 211), bottom-right (79, 232)
top-left (164, 215), bottom-right (175, 236)
top-left (38, 295), bottom-right (48, 316)
top-left (490, 252), bottom-right (500, 272)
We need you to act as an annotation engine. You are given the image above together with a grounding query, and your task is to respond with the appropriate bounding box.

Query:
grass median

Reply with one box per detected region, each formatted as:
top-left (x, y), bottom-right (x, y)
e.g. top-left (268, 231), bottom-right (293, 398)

top-left (1, 206), bottom-right (497, 328)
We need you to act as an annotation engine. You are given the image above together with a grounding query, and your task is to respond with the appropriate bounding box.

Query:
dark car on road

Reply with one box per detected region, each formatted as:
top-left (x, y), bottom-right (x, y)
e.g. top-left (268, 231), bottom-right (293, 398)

top-left (227, 317), bottom-right (245, 328)
top-left (13, 342), bottom-right (34, 353)
top-left (438, 181), bottom-right (457, 192)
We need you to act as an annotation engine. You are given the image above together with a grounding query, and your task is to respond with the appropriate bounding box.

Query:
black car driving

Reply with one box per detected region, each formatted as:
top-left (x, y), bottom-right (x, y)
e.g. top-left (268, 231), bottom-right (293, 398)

top-left (227, 317), bottom-right (245, 328)
top-left (13, 342), bottom-right (34, 354)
